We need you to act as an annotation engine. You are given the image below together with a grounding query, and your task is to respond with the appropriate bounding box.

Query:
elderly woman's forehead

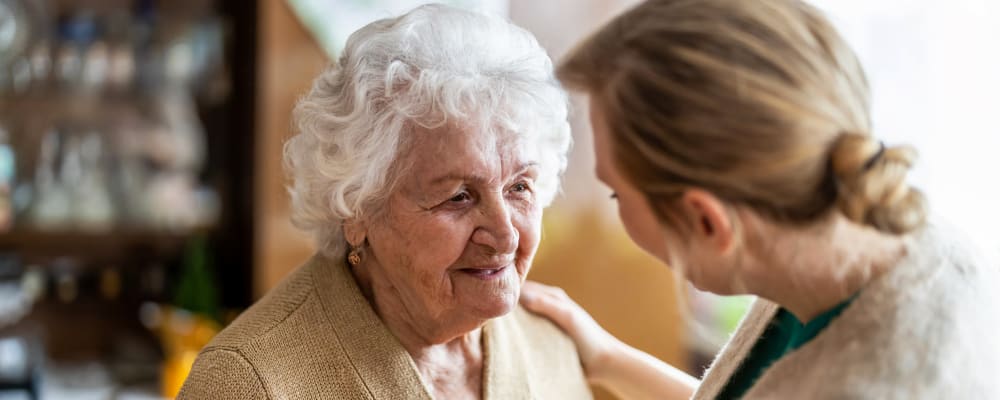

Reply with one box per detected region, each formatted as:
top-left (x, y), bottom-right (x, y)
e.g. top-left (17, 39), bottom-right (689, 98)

top-left (402, 126), bottom-right (536, 168)
top-left (409, 123), bottom-right (532, 150)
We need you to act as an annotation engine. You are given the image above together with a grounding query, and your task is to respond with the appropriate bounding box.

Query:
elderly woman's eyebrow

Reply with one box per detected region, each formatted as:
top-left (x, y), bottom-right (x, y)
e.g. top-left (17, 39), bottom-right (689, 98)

top-left (428, 173), bottom-right (488, 186)
top-left (514, 162), bottom-right (540, 177)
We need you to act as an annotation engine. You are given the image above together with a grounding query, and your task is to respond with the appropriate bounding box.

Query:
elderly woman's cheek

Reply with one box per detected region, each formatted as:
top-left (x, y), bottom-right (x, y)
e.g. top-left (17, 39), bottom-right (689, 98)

top-left (514, 201), bottom-right (543, 276)
top-left (453, 202), bottom-right (538, 318)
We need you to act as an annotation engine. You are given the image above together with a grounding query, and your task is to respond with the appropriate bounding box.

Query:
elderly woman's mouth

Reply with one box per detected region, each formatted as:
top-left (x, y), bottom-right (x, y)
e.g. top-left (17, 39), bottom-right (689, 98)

top-left (458, 265), bottom-right (511, 280)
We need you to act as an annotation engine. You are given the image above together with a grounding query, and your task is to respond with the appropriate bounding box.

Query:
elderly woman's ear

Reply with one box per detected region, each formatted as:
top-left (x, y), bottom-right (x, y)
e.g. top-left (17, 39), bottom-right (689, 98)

top-left (343, 220), bottom-right (367, 248)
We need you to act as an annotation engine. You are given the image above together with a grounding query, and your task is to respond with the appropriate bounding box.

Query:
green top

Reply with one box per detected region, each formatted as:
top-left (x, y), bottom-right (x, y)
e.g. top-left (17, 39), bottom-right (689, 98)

top-left (716, 299), bottom-right (853, 399)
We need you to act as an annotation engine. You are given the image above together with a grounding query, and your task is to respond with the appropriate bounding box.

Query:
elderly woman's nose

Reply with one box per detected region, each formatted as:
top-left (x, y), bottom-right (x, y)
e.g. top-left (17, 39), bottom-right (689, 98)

top-left (471, 199), bottom-right (520, 254)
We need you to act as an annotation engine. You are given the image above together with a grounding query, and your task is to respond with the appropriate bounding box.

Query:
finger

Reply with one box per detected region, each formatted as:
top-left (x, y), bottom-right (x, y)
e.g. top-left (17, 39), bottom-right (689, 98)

top-left (525, 280), bottom-right (573, 301)
top-left (522, 289), bottom-right (578, 334)
top-left (520, 280), bottom-right (546, 306)
top-left (522, 282), bottom-right (571, 313)
top-left (522, 280), bottom-right (556, 294)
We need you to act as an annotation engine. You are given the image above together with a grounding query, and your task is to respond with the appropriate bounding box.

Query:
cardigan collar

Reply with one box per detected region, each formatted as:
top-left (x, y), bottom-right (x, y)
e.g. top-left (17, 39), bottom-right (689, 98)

top-left (309, 254), bottom-right (533, 399)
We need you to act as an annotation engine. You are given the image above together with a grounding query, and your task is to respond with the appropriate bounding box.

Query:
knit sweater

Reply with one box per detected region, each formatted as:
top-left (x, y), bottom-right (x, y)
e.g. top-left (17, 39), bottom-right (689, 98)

top-left (693, 222), bottom-right (1000, 399)
top-left (177, 255), bottom-right (592, 400)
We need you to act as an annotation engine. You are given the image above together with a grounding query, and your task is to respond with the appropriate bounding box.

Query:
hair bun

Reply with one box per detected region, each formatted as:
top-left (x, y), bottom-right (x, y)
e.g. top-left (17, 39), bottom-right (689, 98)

top-left (830, 133), bottom-right (927, 234)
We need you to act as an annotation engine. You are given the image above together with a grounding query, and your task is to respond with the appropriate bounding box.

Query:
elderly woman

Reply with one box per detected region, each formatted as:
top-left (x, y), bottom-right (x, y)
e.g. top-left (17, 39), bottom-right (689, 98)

top-left (178, 5), bottom-right (591, 399)
top-left (521, 0), bottom-right (1000, 399)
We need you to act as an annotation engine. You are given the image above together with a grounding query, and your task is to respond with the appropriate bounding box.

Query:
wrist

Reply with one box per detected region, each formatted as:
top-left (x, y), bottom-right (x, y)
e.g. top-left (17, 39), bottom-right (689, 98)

top-left (586, 335), bottom-right (627, 385)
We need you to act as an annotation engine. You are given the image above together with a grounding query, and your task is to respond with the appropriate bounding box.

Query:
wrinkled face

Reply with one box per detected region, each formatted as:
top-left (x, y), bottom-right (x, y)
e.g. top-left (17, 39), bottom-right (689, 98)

top-left (364, 123), bottom-right (543, 332)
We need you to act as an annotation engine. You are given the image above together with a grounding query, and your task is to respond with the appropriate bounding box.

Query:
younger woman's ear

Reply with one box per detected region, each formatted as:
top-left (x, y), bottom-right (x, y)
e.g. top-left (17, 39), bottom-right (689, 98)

top-left (679, 189), bottom-right (734, 254)
top-left (342, 219), bottom-right (368, 247)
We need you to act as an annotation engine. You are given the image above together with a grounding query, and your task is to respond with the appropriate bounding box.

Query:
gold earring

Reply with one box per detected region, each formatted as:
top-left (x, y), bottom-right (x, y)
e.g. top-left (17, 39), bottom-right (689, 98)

top-left (348, 247), bottom-right (362, 266)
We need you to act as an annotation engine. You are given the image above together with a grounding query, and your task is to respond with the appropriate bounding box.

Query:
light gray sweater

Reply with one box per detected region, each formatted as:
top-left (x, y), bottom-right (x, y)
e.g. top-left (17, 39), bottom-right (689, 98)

top-left (694, 222), bottom-right (1000, 399)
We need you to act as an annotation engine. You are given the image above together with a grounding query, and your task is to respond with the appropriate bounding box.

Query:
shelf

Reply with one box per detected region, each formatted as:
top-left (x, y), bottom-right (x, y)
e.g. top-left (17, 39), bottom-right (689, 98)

top-left (0, 229), bottom-right (197, 260)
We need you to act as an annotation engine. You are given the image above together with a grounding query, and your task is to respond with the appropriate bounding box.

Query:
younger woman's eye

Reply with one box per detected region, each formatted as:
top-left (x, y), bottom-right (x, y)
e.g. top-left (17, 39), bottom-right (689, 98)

top-left (609, 192), bottom-right (619, 200)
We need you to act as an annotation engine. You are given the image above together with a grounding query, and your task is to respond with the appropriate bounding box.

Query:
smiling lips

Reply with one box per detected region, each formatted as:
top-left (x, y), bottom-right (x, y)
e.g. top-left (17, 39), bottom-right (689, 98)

top-left (459, 265), bottom-right (509, 280)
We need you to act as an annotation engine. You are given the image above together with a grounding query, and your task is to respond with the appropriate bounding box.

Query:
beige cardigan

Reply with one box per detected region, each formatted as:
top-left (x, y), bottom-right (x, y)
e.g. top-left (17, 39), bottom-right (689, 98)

top-left (178, 255), bottom-right (592, 399)
top-left (693, 222), bottom-right (1000, 399)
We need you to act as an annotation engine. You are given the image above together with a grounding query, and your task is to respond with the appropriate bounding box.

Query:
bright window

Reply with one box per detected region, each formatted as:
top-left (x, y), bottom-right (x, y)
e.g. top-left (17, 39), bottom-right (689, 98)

top-left (810, 0), bottom-right (1000, 254)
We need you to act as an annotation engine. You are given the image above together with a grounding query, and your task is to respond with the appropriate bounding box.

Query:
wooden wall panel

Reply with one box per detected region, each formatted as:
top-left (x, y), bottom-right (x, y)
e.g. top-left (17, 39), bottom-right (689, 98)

top-left (254, 0), bottom-right (323, 296)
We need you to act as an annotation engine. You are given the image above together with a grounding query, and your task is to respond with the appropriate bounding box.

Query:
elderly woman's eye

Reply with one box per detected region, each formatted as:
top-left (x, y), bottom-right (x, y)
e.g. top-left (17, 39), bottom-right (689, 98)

top-left (449, 192), bottom-right (472, 203)
top-left (511, 182), bottom-right (530, 193)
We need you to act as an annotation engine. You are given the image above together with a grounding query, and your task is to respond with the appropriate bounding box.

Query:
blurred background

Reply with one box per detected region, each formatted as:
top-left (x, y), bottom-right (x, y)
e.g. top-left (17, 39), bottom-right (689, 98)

top-left (0, 0), bottom-right (997, 399)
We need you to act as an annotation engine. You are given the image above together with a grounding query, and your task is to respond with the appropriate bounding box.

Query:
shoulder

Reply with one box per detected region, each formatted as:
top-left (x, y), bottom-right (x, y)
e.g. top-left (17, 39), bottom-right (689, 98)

top-left (895, 220), bottom-right (1000, 394)
top-left (178, 348), bottom-right (269, 400)
top-left (507, 305), bottom-right (578, 352)
top-left (906, 218), bottom-right (998, 282)
top-left (887, 220), bottom-right (999, 341)
top-left (747, 221), bottom-right (1000, 399)
top-left (182, 257), bottom-right (364, 397)
top-left (500, 306), bottom-right (593, 398)
top-left (207, 259), bottom-right (320, 351)
top-left (180, 260), bottom-right (320, 398)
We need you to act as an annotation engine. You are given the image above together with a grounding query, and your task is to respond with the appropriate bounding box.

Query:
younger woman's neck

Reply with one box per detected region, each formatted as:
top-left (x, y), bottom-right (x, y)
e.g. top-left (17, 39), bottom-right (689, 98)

top-left (744, 216), bottom-right (907, 322)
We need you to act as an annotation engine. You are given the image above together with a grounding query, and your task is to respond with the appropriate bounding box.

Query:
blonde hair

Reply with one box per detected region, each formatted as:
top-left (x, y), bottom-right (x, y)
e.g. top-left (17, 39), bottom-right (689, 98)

top-left (559, 0), bottom-right (926, 235)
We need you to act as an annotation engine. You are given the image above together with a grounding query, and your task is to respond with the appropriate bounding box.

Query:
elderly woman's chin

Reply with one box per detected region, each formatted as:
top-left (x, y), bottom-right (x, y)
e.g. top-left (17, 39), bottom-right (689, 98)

top-left (454, 264), bottom-right (526, 320)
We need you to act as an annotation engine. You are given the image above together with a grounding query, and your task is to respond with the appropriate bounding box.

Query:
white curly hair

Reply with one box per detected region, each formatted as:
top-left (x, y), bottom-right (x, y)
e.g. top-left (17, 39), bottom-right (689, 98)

top-left (284, 4), bottom-right (571, 258)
